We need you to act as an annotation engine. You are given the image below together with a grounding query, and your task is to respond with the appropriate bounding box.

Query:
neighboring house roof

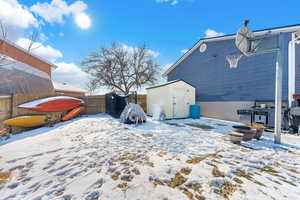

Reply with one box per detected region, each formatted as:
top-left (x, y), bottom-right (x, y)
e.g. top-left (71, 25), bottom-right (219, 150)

top-left (53, 81), bottom-right (86, 93)
top-left (146, 79), bottom-right (195, 90)
top-left (163, 23), bottom-right (300, 77)
top-left (0, 39), bottom-right (58, 70)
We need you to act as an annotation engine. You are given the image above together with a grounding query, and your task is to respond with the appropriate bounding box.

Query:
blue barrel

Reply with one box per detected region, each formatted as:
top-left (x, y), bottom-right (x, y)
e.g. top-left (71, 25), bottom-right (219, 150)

top-left (190, 105), bottom-right (201, 119)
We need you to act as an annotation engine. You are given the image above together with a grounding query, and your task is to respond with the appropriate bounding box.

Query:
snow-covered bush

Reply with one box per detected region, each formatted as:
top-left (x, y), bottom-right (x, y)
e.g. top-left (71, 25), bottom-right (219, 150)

top-left (120, 103), bottom-right (147, 124)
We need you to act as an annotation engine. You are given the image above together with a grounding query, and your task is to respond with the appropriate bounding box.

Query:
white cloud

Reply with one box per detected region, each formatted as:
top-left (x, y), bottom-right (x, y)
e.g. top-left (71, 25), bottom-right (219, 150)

top-left (155, 0), bottom-right (178, 5)
top-left (0, 0), bottom-right (38, 41)
top-left (204, 29), bottom-right (225, 38)
top-left (171, 0), bottom-right (178, 5)
top-left (121, 44), bottom-right (160, 58)
top-left (39, 32), bottom-right (48, 43)
top-left (16, 37), bottom-right (63, 62)
top-left (180, 49), bottom-right (188, 54)
top-left (147, 49), bottom-right (160, 58)
top-left (158, 63), bottom-right (172, 82)
top-left (162, 63), bottom-right (172, 71)
top-left (0, 0), bottom-right (90, 89)
top-left (30, 0), bottom-right (88, 24)
top-left (52, 62), bottom-right (89, 89)
top-left (0, 0), bottom-right (38, 29)
top-left (155, 0), bottom-right (169, 3)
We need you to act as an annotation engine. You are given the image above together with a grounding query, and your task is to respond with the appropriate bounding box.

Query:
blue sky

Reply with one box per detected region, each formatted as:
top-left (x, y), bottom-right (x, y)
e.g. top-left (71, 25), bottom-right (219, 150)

top-left (1, 0), bottom-right (300, 90)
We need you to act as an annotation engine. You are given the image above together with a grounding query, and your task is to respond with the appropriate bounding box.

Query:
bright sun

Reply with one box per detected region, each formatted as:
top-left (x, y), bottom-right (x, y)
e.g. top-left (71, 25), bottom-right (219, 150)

top-left (75, 13), bottom-right (91, 29)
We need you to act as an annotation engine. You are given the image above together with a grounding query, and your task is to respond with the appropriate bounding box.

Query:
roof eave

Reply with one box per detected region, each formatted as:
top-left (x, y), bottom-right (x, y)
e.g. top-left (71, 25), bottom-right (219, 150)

top-left (163, 24), bottom-right (300, 77)
top-left (146, 79), bottom-right (195, 90)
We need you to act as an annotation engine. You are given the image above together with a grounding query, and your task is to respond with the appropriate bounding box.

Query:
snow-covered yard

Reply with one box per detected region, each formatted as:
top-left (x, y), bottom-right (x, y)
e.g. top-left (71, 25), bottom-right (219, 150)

top-left (0, 114), bottom-right (300, 200)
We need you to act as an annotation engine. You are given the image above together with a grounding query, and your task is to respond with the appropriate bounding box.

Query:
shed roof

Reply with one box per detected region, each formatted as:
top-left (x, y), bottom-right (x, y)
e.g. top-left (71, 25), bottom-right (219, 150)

top-left (53, 81), bottom-right (86, 93)
top-left (146, 80), bottom-right (195, 90)
top-left (163, 23), bottom-right (300, 77)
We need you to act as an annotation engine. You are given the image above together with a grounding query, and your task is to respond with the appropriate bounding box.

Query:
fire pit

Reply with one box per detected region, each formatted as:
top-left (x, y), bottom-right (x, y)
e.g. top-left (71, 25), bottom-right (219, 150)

top-left (228, 132), bottom-right (243, 144)
top-left (231, 126), bottom-right (256, 141)
top-left (244, 123), bottom-right (265, 140)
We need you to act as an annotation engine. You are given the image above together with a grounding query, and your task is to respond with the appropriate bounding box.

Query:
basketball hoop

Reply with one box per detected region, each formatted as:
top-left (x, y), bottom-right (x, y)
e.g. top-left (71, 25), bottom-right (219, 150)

top-left (230, 20), bottom-right (284, 144)
top-left (226, 53), bottom-right (243, 68)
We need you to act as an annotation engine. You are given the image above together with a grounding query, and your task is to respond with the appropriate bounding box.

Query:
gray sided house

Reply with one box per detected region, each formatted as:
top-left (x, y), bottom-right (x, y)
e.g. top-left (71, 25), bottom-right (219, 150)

top-left (163, 24), bottom-right (300, 122)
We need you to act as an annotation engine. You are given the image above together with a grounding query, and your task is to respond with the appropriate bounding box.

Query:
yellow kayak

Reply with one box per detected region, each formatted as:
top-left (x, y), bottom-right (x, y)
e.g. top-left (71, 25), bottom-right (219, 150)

top-left (3, 115), bottom-right (47, 128)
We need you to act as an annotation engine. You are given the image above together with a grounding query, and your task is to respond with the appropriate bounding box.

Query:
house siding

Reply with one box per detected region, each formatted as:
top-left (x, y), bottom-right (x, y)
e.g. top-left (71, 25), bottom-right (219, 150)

top-left (168, 32), bottom-right (292, 102)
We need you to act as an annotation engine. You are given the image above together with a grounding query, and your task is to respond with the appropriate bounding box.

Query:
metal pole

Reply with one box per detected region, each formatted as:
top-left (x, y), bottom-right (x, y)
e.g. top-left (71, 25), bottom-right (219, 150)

top-left (274, 34), bottom-right (284, 144)
top-left (288, 33), bottom-right (296, 108)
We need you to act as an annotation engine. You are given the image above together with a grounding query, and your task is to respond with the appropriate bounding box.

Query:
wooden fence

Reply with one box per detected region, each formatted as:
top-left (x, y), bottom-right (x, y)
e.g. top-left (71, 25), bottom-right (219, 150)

top-left (80, 95), bottom-right (106, 114)
top-left (0, 93), bottom-right (147, 133)
top-left (129, 94), bottom-right (147, 112)
top-left (0, 95), bottom-right (12, 126)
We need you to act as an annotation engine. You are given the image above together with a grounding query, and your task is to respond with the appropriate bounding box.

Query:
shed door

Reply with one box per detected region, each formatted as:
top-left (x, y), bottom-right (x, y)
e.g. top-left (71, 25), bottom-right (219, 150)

top-left (172, 88), bottom-right (191, 118)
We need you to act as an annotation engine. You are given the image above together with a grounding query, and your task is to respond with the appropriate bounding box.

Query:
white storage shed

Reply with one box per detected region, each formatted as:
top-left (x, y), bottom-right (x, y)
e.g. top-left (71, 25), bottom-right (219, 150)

top-left (146, 80), bottom-right (196, 119)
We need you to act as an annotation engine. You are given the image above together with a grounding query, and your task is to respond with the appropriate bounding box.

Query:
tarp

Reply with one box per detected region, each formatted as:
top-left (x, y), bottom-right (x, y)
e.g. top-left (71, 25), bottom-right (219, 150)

top-left (0, 54), bottom-right (54, 94)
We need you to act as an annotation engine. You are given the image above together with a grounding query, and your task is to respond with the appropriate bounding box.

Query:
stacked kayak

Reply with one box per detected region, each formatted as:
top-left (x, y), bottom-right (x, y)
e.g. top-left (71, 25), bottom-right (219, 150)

top-left (18, 96), bottom-right (84, 112)
top-left (3, 115), bottom-right (47, 128)
top-left (62, 106), bottom-right (84, 121)
top-left (3, 96), bottom-right (85, 128)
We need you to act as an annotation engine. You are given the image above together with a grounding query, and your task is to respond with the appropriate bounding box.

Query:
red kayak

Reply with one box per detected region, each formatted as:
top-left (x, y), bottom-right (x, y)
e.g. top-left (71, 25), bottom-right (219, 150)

top-left (62, 106), bottom-right (84, 121)
top-left (18, 96), bottom-right (84, 112)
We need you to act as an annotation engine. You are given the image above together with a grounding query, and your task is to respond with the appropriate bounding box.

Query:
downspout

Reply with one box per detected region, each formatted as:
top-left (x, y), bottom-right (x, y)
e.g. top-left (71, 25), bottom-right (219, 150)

top-left (288, 32), bottom-right (296, 108)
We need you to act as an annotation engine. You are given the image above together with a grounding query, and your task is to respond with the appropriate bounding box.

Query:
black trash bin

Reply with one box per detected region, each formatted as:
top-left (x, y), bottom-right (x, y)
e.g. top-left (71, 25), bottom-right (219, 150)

top-left (105, 92), bottom-right (128, 118)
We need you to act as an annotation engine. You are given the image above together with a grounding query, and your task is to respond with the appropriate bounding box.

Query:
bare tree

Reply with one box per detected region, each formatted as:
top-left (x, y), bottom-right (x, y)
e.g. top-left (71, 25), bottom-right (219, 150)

top-left (0, 21), bottom-right (40, 67)
top-left (27, 30), bottom-right (41, 53)
top-left (0, 21), bottom-right (46, 94)
top-left (85, 79), bottom-right (98, 95)
top-left (0, 21), bottom-right (9, 66)
top-left (0, 21), bottom-right (7, 41)
top-left (82, 42), bottom-right (160, 94)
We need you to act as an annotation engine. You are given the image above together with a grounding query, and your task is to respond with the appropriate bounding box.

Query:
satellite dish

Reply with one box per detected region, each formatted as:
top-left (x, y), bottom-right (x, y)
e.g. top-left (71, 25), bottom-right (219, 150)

top-left (295, 30), bottom-right (300, 44)
top-left (199, 43), bottom-right (207, 53)
top-left (235, 20), bottom-right (254, 56)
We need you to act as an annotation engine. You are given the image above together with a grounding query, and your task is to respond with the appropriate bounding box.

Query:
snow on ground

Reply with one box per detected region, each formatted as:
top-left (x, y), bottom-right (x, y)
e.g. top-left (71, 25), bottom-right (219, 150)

top-left (0, 114), bottom-right (300, 200)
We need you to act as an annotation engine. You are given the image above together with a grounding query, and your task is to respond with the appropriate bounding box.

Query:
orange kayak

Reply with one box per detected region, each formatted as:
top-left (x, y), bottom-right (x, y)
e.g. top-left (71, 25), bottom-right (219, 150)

top-left (62, 106), bottom-right (84, 121)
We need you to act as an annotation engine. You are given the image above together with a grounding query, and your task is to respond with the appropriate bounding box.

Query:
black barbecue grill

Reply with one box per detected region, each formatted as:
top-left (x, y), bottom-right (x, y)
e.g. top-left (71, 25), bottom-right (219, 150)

top-left (237, 100), bottom-right (287, 128)
top-left (289, 95), bottom-right (300, 133)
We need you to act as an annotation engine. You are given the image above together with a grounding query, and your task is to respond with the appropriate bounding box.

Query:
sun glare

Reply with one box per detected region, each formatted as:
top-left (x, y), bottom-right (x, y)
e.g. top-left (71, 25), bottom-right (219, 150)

top-left (75, 13), bottom-right (91, 29)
